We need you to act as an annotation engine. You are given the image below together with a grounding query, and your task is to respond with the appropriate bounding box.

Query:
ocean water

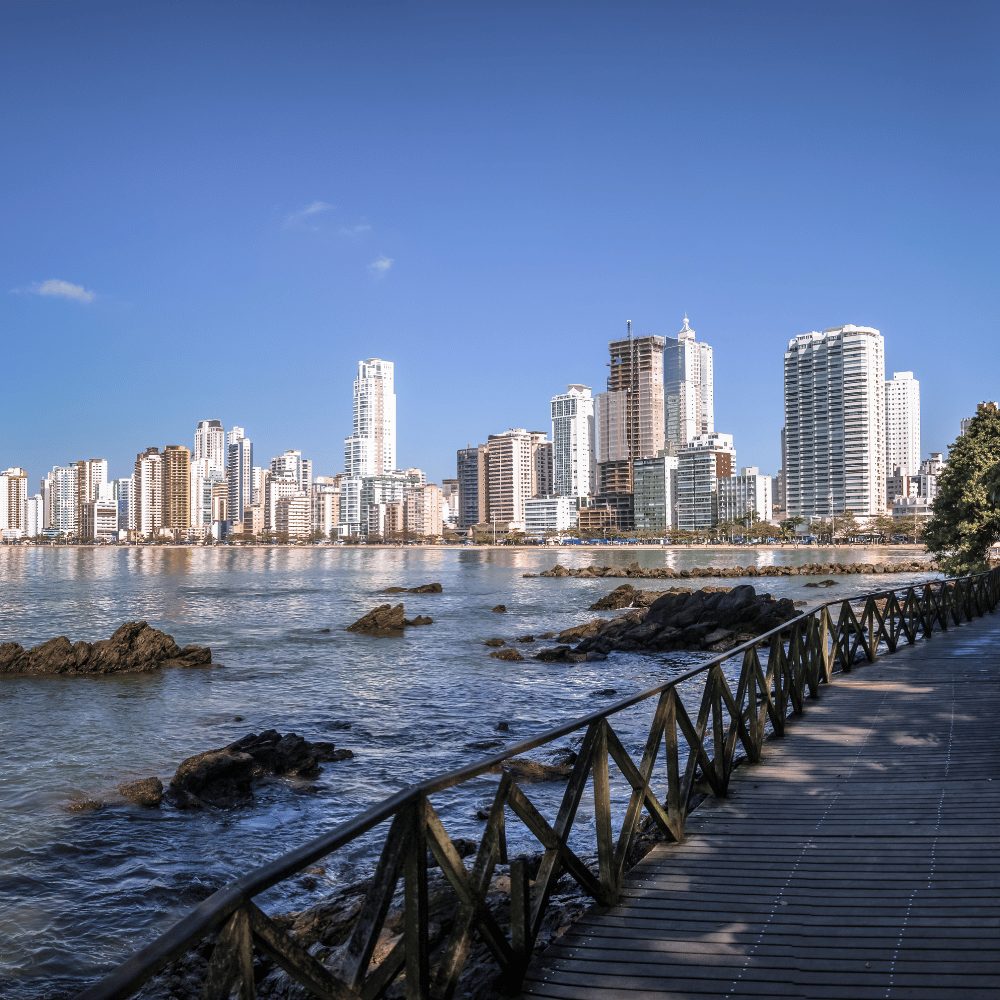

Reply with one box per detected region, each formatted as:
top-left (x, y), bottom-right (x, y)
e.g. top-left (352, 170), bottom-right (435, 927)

top-left (0, 545), bottom-right (933, 996)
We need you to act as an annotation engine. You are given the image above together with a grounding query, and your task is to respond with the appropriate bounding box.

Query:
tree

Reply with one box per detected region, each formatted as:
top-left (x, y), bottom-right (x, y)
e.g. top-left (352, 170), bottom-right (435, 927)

top-left (924, 403), bottom-right (1000, 574)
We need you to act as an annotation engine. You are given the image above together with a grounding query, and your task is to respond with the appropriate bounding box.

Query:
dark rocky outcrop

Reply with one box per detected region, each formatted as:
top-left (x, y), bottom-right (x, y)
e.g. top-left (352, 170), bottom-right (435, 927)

top-left (167, 730), bottom-right (352, 809)
top-left (589, 583), bottom-right (729, 611)
top-left (346, 605), bottom-right (432, 634)
top-left (489, 648), bottom-right (523, 662)
top-left (501, 748), bottom-right (577, 781)
top-left (804, 579), bottom-right (838, 588)
top-left (483, 637), bottom-right (506, 648)
top-left (491, 604), bottom-right (507, 614)
top-left (527, 560), bottom-right (930, 581)
top-left (118, 777), bottom-right (164, 808)
top-left (382, 582), bottom-right (443, 594)
top-left (0, 621), bottom-right (212, 676)
top-left (572, 585), bottom-right (798, 656)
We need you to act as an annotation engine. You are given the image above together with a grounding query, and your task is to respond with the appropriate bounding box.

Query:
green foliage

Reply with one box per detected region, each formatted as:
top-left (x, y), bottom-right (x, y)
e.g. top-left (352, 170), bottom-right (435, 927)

top-left (924, 403), bottom-right (1000, 574)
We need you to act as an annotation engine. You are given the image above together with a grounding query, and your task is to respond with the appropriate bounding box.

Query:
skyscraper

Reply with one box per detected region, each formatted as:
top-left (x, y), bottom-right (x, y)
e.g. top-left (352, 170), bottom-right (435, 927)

top-left (344, 358), bottom-right (396, 478)
top-left (664, 314), bottom-right (714, 453)
top-left (0, 468), bottom-right (28, 537)
top-left (783, 325), bottom-right (886, 520)
top-left (162, 445), bottom-right (192, 531)
top-left (194, 419), bottom-right (226, 475)
top-left (270, 450), bottom-right (313, 491)
top-left (595, 328), bottom-right (665, 492)
top-left (73, 458), bottom-right (109, 538)
top-left (132, 448), bottom-right (163, 537)
top-left (677, 432), bottom-right (736, 530)
top-left (456, 445), bottom-right (488, 529)
top-left (885, 371), bottom-right (921, 479)
top-left (227, 427), bottom-right (253, 526)
top-left (550, 384), bottom-right (595, 499)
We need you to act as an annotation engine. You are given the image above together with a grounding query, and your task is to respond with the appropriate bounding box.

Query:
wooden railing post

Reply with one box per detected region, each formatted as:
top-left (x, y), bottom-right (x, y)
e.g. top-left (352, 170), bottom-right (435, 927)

top-left (403, 798), bottom-right (430, 998)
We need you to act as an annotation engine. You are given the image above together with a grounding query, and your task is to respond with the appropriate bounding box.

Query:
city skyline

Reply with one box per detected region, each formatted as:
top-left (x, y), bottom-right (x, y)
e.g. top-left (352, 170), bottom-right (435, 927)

top-left (2, 4), bottom-right (997, 487)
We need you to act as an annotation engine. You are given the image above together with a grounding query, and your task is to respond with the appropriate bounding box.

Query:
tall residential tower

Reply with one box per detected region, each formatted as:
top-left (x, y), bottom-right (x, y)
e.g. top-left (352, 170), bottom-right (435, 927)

top-left (885, 371), bottom-right (921, 479)
top-left (783, 325), bottom-right (886, 520)
top-left (664, 315), bottom-right (714, 453)
top-left (550, 384), bottom-right (595, 499)
top-left (344, 358), bottom-right (396, 478)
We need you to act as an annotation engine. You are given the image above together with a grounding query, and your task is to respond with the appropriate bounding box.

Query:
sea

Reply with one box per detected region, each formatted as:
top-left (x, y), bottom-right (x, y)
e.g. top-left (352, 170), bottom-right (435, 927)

top-left (0, 544), bottom-right (933, 997)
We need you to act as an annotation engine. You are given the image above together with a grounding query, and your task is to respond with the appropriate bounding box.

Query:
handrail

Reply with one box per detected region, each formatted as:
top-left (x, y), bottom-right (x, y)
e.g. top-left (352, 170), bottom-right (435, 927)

top-left (77, 567), bottom-right (1000, 1000)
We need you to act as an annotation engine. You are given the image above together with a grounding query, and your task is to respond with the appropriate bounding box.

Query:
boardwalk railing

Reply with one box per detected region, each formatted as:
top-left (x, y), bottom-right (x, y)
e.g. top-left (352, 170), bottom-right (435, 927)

top-left (79, 568), bottom-right (1000, 1000)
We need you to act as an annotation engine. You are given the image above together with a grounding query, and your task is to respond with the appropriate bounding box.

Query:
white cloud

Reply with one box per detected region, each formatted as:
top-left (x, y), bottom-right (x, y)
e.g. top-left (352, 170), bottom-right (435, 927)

top-left (339, 222), bottom-right (373, 236)
top-left (27, 279), bottom-right (97, 303)
top-left (368, 255), bottom-right (394, 275)
top-left (283, 200), bottom-right (335, 228)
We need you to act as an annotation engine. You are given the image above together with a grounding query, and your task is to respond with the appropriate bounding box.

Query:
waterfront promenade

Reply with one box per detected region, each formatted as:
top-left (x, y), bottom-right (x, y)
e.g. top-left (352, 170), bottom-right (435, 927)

top-left (524, 611), bottom-right (1000, 999)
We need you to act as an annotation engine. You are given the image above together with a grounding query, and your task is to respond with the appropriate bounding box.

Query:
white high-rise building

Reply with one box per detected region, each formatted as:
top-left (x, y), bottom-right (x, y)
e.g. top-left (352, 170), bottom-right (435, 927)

top-left (718, 467), bottom-right (773, 524)
top-left (227, 428), bottom-right (253, 525)
top-left (42, 465), bottom-right (78, 535)
top-left (784, 325), bottom-right (886, 521)
top-left (885, 371), bottom-right (921, 479)
top-left (132, 448), bottom-right (164, 537)
top-left (0, 468), bottom-right (29, 537)
top-left (26, 494), bottom-right (43, 538)
top-left (344, 358), bottom-right (396, 478)
top-left (270, 450), bottom-right (313, 491)
top-left (665, 315), bottom-right (714, 454)
top-left (677, 433), bottom-right (736, 531)
top-left (194, 419), bottom-right (227, 476)
top-left (551, 384), bottom-right (595, 499)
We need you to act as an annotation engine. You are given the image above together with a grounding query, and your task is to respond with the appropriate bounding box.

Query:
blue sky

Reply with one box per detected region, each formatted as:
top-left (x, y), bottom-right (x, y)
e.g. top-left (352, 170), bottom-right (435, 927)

top-left (2, 2), bottom-right (997, 485)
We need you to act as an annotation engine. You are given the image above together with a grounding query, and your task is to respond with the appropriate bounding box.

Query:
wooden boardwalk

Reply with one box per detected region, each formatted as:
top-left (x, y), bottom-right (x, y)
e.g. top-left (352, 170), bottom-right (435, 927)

top-left (523, 612), bottom-right (1000, 1000)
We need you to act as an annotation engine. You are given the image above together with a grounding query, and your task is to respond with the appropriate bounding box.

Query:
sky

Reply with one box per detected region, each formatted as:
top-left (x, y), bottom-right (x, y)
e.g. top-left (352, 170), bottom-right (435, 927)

top-left (2, 1), bottom-right (998, 486)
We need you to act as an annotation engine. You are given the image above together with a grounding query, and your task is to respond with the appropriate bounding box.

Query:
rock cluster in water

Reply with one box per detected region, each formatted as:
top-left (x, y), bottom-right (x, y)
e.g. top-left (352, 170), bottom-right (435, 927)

top-left (382, 582), bottom-right (443, 594)
top-left (0, 621), bottom-right (212, 676)
top-left (533, 585), bottom-right (798, 661)
top-left (167, 730), bottom-right (353, 809)
top-left (526, 560), bottom-right (930, 580)
top-left (346, 604), bottom-right (433, 635)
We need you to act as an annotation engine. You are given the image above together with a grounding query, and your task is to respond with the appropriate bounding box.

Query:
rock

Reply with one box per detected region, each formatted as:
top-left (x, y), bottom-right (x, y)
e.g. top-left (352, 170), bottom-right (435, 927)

top-left (404, 616), bottom-right (433, 626)
top-left (384, 582), bottom-right (443, 594)
top-left (516, 635), bottom-right (535, 643)
top-left (167, 730), bottom-right (351, 809)
top-left (590, 688), bottom-right (617, 698)
top-left (346, 604), bottom-right (406, 635)
top-left (65, 798), bottom-right (104, 813)
top-left (491, 604), bottom-right (507, 613)
top-left (574, 585), bottom-right (799, 656)
top-left (466, 739), bottom-right (504, 751)
top-left (118, 777), bottom-right (164, 808)
top-left (0, 622), bottom-right (213, 676)
top-left (495, 721), bottom-right (510, 732)
top-left (555, 620), bottom-right (604, 643)
top-left (805, 579), bottom-right (838, 588)
top-left (502, 753), bottom-right (575, 781)
top-left (532, 560), bottom-right (931, 581)
top-left (483, 638), bottom-right (506, 647)
top-left (535, 645), bottom-right (578, 662)
top-left (489, 648), bottom-right (523, 662)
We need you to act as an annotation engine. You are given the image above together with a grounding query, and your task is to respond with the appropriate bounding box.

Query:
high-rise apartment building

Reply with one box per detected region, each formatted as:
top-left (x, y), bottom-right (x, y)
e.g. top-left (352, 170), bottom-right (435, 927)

top-left (42, 465), bottom-right (78, 536)
top-left (132, 448), bottom-right (163, 537)
top-left (783, 325), bottom-right (886, 520)
top-left (485, 429), bottom-right (541, 530)
top-left (633, 455), bottom-right (679, 533)
top-left (72, 458), bottom-right (109, 538)
top-left (194, 419), bottom-right (227, 475)
top-left (456, 445), bottom-right (488, 529)
top-left (162, 445), bottom-right (192, 531)
top-left (664, 315), bottom-right (714, 453)
top-left (270, 450), bottom-right (313, 491)
top-left (227, 427), bottom-right (253, 525)
top-left (885, 371), bottom-right (921, 482)
top-left (551, 384), bottom-right (595, 499)
top-left (0, 468), bottom-right (29, 537)
top-left (344, 358), bottom-right (396, 478)
top-left (676, 432), bottom-right (736, 531)
top-left (718, 466), bottom-right (773, 524)
top-left (596, 329), bottom-right (665, 492)
top-left (404, 484), bottom-right (444, 537)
